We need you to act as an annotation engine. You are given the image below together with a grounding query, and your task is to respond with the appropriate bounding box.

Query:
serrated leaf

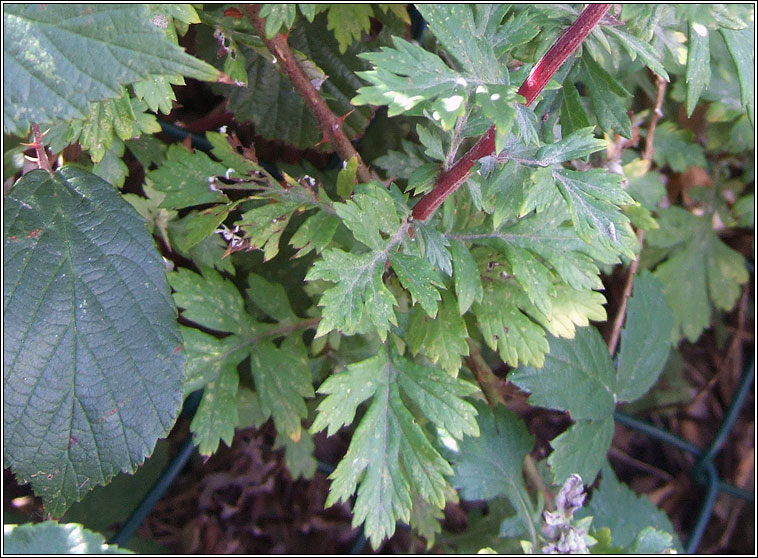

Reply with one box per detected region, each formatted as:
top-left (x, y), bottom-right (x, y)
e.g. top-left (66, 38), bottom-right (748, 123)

top-left (686, 22), bottom-right (711, 117)
top-left (133, 75), bottom-right (184, 115)
top-left (389, 252), bottom-right (442, 317)
top-left (313, 348), bottom-right (478, 548)
top-left (246, 273), bottom-right (297, 322)
top-left (181, 204), bottom-right (231, 251)
top-left (180, 327), bottom-right (247, 395)
top-left (220, 20), bottom-right (372, 148)
top-left (509, 328), bottom-right (616, 420)
top-left (326, 4), bottom-right (374, 53)
top-left (615, 272), bottom-right (674, 402)
top-left (4, 167), bottom-right (184, 516)
top-left (536, 284), bottom-right (608, 339)
top-left (560, 80), bottom-right (592, 137)
top-left (450, 240), bottom-right (483, 314)
top-left (353, 36), bottom-right (464, 117)
top-left (289, 211), bottom-right (340, 258)
top-left (450, 401), bottom-right (534, 509)
top-left (4, 4), bottom-right (219, 135)
top-left (190, 363), bottom-right (239, 456)
top-left (548, 417), bottom-right (614, 485)
top-left (580, 53), bottom-right (632, 138)
top-left (629, 527), bottom-right (677, 554)
top-left (147, 144), bottom-right (229, 209)
top-left (3, 521), bottom-right (132, 554)
top-left (473, 282), bottom-right (550, 368)
top-left (416, 5), bottom-right (502, 82)
top-left (275, 429), bottom-right (317, 480)
top-left (251, 337), bottom-right (314, 441)
top-left (335, 183), bottom-right (399, 250)
top-left (553, 168), bottom-right (635, 257)
top-left (169, 267), bottom-right (252, 334)
top-left (414, 221), bottom-right (453, 276)
top-left (721, 23), bottom-right (755, 126)
top-left (604, 25), bottom-right (669, 81)
top-left (533, 127), bottom-right (607, 165)
top-left (407, 293), bottom-right (469, 375)
top-left (259, 4), bottom-right (297, 37)
top-left (237, 200), bottom-right (300, 261)
top-left (394, 345), bottom-right (479, 437)
top-left (647, 207), bottom-right (748, 342)
top-left (577, 463), bottom-right (682, 552)
top-left (307, 248), bottom-right (397, 339)
top-left (336, 155), bottom-right (359, 198)
top-left (651, 122), bottom-right (707, 172)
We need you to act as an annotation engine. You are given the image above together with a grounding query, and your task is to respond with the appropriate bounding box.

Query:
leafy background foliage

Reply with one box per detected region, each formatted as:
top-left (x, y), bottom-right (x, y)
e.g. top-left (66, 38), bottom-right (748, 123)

top-left (3, 3), bottom-right (753, 554)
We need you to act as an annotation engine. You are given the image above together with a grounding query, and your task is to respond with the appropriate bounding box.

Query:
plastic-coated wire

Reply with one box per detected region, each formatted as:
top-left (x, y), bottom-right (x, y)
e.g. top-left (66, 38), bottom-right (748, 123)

top-left (109, 435), bottom-right (196, 547)
top-left (613, 411), bottom-right (703, 456)
top-left (615, 357), bottom-right (755, 552)
top-left (693, 359), bottom-right (754, 480)
top-left (157, 120), bottom-right (213, 152)
top-left (685, 460), bottom-right (720, 554)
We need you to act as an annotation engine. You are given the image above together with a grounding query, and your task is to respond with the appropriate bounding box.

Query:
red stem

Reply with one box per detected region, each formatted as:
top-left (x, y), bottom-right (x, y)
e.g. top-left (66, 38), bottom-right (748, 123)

top-left (411, 4), bottom-right (610, 221)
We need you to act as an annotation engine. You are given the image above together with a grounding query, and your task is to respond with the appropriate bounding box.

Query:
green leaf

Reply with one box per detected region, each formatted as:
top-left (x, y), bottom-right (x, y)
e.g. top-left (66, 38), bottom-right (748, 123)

top-left (533, 127), bottom-right (607, 165)
top-left (4, 167), bottom-right (184, 516)
top-left (647, 207), bottom-right (749, 341)
top-left (190, 363), bottom-right (239, 456)
top-left (336, 155), bottom-right (359, 198)
top-left (449, 401), bottom-right (534, 536)
top-left (251, 337), bottom-right (314, 442)
top-left (246, 272), bottom-right (297, 322)
top-left (3, 521), bottom-right (132, 554)
top-left (414, 221), bottom-right (453, 276)
top-left (289, 211), bottom-right (340, 258)
top-left (312, 348), bottom-right (478, 548)
top-left (548, 417), bottom-right (614, 485)
top-left (535, 284), bottom-right (607, 340)
top-left (237, 200), bottom-right (300, 261)
top-left (275, 429), bottom-right (317, 480)
top-left (408, 292), bottom-right (470, 375)
top-left (474, 84), bottom-right (520, 151)
top-left (578, 462), bottom-right (682, 552)
top-left (416, 5), bottom-right (503, 82)
top-left (307, 248), bottom-right (397, 339)
top-left (259, 4), bottom-right (297, 37)
top-left (353, 36), bottom-right (464, 117)
top-left (560, 80), bottom-right (591, 137)
top-left (473, 282), bottom-right (550, 368)
top-left (147, 144), bottom-right (229, 209)
top-left (220, 20), bottom-right (372, 148)
top-left (580, 53), bottom-right (632, 138)
top-left (553, 169), bottom-right (635, 258)
top-left (721, 23), bottom-right (755, 126)
top-left (615, 272), bottom-right (674, 402)
top-left (651, 122), bottom-right (707, 173)
top-left (4, 4), bottom-right (219, 135)
top-left (169, 267), bottom-right (252, 334)
top-left (628, 527), bottom-right (677, 554)
top-left (509, 328), bottom-right (616, 420)
top-left (180, 327), bottom-right (246, 395)
top-left (450, 240), bottom-right (483, 314)
top-left (604, 25), bottom-right (669, 81)
top-left (325, 4), bottom-right (374, 53)
top-left (389, 252), bottom-right (442, 317)
top-left (335, 183), bottom-right (399, 250)
top-left (685, 21), bottom-right (711, 117)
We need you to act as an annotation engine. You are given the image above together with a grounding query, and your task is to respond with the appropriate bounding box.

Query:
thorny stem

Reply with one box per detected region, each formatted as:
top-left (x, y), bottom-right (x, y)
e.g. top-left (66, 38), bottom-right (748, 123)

top-left (607, 76), bottom-right (667, 356)
top-left (411, 4), bottom-right (611, 221)
top-left (242, 4), bottom-right (374, 184)
top-left (27, 123), bottom-right (53, 175)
